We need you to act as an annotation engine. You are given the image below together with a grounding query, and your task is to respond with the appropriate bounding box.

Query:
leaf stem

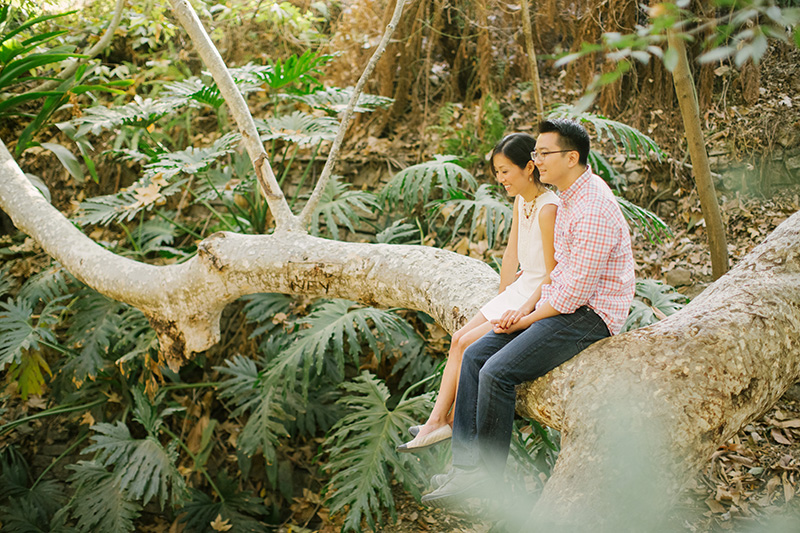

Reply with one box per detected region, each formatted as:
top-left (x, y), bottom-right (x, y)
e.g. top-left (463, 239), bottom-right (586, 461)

top-left (162, 425), bottom-right (224, 502)
top-left (0, 398), bottom-right (106, 435)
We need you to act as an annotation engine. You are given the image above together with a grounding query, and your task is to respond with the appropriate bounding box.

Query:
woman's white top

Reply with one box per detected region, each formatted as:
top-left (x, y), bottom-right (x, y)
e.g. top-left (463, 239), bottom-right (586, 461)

top-left (480, 190), bottom-right (560, 321)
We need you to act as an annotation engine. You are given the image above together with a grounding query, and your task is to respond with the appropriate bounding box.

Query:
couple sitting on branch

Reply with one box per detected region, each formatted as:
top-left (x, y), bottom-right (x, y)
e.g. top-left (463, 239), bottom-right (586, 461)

top-left (397, 118), bottom-right (636, 506)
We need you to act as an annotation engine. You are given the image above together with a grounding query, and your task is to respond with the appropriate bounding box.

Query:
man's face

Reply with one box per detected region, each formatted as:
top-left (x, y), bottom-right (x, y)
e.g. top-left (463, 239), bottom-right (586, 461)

top-left (534, 132), bottom-right (578, 191)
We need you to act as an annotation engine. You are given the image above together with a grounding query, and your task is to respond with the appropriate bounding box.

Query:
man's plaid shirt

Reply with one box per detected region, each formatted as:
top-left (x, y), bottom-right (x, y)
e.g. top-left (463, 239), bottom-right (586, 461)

top-left (539, 166), bottom-right (635, 334)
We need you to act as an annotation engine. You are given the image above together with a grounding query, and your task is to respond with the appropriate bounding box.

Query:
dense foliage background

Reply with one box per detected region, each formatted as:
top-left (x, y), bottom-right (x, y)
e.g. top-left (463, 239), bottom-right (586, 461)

top-left (1, 0), bottom-right (799, 531)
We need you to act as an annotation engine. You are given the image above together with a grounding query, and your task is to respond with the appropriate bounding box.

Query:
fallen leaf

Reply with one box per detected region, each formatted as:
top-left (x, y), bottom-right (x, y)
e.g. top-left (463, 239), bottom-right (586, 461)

top-left (210, 514), bottom-right (232, 532)
top-left (771, 428), bottom-right (793, 445)
top-left (705, 497), bottom-right (726, 513)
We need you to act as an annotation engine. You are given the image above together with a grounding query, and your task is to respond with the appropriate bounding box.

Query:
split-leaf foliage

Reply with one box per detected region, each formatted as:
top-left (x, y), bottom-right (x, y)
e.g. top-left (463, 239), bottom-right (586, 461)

top-left (0, 4), bottom-right (690, 532)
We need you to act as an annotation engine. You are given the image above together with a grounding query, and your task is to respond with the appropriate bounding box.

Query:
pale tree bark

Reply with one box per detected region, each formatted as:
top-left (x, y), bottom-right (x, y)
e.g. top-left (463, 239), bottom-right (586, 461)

top-left (517, 209), bottom-right (800, 525)
top-left (668, 28), bottom-right (729, 280)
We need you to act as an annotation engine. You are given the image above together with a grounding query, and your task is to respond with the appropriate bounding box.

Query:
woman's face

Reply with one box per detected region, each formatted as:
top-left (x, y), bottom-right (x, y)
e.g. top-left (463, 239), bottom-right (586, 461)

top-left (493, 153), bottom-right (535, 197)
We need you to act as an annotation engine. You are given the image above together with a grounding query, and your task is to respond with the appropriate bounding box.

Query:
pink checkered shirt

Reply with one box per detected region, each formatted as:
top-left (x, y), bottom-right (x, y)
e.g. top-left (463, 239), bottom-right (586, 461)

top-left (539, 166), bottom-right (635, 334)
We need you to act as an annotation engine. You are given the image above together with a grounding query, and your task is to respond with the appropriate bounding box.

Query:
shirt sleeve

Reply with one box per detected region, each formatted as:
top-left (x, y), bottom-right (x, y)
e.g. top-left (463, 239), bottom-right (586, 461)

top-left (543, 205), bottom-right (618, 314)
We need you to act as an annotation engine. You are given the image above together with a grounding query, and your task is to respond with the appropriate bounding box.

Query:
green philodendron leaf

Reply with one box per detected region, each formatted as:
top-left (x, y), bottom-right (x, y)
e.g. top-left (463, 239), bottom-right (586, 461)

top-left (622, 279), bottom-right (688, 332)
top-left (256, 110), bottom-right (339, 145)
top-left (324, 372), bottom-right (433, 532)
top-left (306, 175), bottom-right (379, 240)
top-left (432, 183), bottom-right (513, 250)
top-left (0, 299), bottom-right (57, 369)
top-left (67, 461), bottom-right (141, 533)
top-left (381, 154), bottom-right (478, 212)
top-left (281, 86), bottom-right (393, 114)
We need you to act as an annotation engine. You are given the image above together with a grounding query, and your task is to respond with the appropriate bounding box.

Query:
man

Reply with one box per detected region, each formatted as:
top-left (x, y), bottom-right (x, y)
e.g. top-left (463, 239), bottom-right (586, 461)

top-left (422, 118), bottom-right (635, 505)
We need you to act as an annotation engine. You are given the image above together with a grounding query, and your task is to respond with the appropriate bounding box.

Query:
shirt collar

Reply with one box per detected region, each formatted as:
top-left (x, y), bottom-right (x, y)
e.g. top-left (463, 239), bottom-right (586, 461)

top-left (558, 165), bottom-right (592, 207)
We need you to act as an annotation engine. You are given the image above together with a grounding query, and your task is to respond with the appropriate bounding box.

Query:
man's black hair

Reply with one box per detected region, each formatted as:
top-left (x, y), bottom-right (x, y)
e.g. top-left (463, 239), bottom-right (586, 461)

top-left (538, 118), bottom-right (591, 166)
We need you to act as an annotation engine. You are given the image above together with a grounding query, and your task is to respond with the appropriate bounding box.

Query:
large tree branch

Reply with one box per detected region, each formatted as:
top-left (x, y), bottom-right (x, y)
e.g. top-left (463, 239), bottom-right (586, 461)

top-left (297, 0), bottom-right (407, 228)
top-left (33, 0), bottom-right (126, 93)
top-left (0, 138), bottom-right (497, 370)
top-left (168, 0), bottom-right (297, 230)
top-left (517, 209), bottom-right (800, 524)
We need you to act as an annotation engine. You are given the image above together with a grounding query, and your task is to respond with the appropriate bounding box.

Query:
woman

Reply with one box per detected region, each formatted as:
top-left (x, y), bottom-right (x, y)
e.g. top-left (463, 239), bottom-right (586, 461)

top-left (397, 133), bottom-right (559, 452)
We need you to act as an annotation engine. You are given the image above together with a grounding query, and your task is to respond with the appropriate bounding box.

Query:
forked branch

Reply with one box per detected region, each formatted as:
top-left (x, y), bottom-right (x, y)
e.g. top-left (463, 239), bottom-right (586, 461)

top-left (298, 0), bottom-right (408, 228)
top-left (168, 0), bottom-right (298, 230)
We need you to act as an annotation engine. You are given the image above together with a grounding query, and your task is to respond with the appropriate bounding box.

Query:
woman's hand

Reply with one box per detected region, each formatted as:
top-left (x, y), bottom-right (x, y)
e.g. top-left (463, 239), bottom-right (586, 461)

top-left (494, 308), bottom-right (523, 330)
top-left (492, 319), bottom-right (529, 334)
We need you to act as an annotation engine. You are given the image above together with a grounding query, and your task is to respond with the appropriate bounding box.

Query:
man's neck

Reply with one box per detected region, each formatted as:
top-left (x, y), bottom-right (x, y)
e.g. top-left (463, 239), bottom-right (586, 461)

top-left (557, 165), bottom-right (589, 192)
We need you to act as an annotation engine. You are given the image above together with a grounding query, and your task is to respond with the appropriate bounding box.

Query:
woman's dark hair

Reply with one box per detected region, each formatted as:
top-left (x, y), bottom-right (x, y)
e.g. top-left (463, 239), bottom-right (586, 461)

top-left (490, 133), bottom-right (541, 185)
top-left (537, 118), bottom-right (591, 166)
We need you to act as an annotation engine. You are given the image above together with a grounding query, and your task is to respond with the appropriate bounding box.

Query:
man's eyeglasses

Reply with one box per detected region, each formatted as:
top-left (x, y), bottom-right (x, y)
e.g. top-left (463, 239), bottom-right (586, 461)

top-left (531, 149), bottom-right (573, 162)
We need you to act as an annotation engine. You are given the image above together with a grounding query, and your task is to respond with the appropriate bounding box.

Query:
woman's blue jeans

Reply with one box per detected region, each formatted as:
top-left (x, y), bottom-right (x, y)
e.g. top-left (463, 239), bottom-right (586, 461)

top-left (451, 306), bottom-right (610, 472)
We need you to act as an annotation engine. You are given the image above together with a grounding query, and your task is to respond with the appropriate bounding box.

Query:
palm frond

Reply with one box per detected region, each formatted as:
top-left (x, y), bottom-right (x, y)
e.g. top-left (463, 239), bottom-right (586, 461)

top-left (622, 279), bottom-right (688, 332)
top-left (130, 217), bottom-right (178, 255)
top-left (256, 111), bottom-right (338, 146)
top-left (432, 183), bottom-right (513, 250)
top-left (588, 149), bottom-right (625, 190)
top-left (66, 461), bottom-right (141, 533)
top-left (282, 86), bottom-right (393, 114)
top-left (324, 372), bottom-right (433, 532)
top-left (549, 104), bottom-right (664, 161)
top-left (380, 155), bottom-right (478, 212)
top-left (616, 195), bottom-right (673, 244)
top-left (306, 175), bottom-right (379, 240)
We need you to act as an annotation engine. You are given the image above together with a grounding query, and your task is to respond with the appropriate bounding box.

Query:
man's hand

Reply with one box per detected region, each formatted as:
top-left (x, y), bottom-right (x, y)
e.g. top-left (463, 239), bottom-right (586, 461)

top-left (492, 318), bottom-right (529, 334)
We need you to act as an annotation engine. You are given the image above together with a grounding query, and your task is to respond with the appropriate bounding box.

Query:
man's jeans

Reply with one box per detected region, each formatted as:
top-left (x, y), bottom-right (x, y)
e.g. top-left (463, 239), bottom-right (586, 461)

top-left (451, 306), bottom-right (610, 472)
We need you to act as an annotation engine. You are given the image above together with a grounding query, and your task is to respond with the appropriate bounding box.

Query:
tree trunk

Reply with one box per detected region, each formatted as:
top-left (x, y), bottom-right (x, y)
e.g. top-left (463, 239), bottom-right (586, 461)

top-left (520, 0), bottom-right (544, 119)
top-left (517, 208), bottom-right (800, 525)
top-left (668, 29), bottom-right (729, 280)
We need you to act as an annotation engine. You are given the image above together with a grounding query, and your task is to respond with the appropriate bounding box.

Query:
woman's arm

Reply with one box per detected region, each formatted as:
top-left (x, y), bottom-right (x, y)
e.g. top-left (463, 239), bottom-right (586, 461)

top-left (497, 196), bottom-right (521, 294)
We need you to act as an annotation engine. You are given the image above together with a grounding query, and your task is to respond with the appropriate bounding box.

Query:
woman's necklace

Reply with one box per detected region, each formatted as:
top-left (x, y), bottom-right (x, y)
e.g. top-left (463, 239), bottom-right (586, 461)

top-left (521, 189), bottom-right (543, 219)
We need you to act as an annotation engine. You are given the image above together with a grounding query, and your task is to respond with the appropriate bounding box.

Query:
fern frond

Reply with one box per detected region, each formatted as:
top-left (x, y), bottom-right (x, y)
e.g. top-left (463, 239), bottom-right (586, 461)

top-left (282, 86), bottom-right (393, 114)
top-left (114, 307), bottom-right (158, 366)
top-left (256, 110), bottom-right (338, 146)
top-left (616, 195), bottom-right (673, 244)
top-left (67, 461), bottom-right (141, 533)
top-left (380, 155), bottom-right (478, 212)
top-left (324, 372), bottom-right (433, 532)
top-left (622, 279), bottom-right (688, 332)
top-left (306, 175), bottom-right (379, 240)
top-left (549, 104), bottom-right (664, 161)
top-left (432, 183), bottom-right (513, 249)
